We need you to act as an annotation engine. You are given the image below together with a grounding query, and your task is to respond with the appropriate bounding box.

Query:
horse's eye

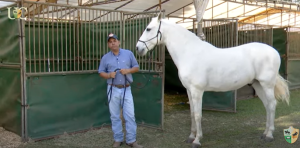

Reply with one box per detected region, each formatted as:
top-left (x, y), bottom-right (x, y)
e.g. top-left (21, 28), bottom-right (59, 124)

top-left (146, 28), bottom-right (151, 32)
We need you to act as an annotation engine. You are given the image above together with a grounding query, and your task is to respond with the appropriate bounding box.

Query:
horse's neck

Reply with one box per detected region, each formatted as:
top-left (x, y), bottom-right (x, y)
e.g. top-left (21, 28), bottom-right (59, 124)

top-left (162, 21), bottom-right (205, 68)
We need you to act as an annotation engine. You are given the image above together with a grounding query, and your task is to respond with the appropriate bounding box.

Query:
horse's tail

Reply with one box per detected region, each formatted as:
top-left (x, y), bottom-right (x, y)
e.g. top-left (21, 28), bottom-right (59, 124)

top-left (274, 74), bottom-right (290, 105)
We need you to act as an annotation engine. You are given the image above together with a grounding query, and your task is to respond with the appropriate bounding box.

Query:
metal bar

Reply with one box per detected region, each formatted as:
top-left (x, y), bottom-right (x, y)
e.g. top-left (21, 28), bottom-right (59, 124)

top-left (65, 7), bottom-right (68, 72)
top-left (88, 9), bottom-right (91, 70)
top-left (85, 9), bottom-right (87, 70)
top-left (43, 4), bottom-right (46, 72)
top-left (38, 4), bottom-right (41, 72)
top-left (23, 1), bottom-right (134, 12)
top-left (77, 9), bottom-right (80, 71)
top-left (28, 7), bottom-right (31, 73)
top-left (166, 2), bottom-right (193, 16)
top-left (92, 10), bottom-right (95, 70)
top-left (81, 9), bottom-right (83, 70)
top-left (35, 7), bottom-right (72, 16)
top-left (52, 6), bottom-right (55, 72)
top-left (47, 6), bottom-right (50, 72)
top-left (84, 0), bottom-right (130, 6)
top-left (0, 64), bottom-right (21, 68)
top-left (99, 10), bottom-right (102, 68)
top-left (26, 70), bottom-right (99, 76)
top-left (143, 0), bottom-right (169, 12)
top-left (69, 8), bottom-right (72, 71)
top-left (18, 0), bottom-right (28, 141)
top-left (56, 6), bottom-right (59, 72)
top-left (61, 8), bottom-right (63, 72)
top-left (213, 4), bottom-right (244, 19)
top-left (106, 11), bottom-right (109, 55)
top-left (124, 10), bottom-right (165, 15)
top-left (224, 0), bottom-right (300, 12)
top-left (73, 8), bottom-right (76, 71)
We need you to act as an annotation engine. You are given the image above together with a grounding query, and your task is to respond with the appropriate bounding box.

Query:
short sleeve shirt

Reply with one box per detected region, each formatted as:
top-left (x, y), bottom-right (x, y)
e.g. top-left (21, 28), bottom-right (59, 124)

top-left (98, 49), bottom-right (139, 85)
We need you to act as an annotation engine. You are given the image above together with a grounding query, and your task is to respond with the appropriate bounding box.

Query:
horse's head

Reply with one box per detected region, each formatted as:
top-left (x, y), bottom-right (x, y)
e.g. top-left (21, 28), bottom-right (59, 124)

top-left (136, 13), bottom-right (163, 56)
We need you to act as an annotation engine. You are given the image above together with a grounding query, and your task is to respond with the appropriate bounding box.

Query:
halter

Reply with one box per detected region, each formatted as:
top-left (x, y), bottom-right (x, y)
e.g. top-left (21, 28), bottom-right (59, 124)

top-left (138, 21), bottom-right (162, 52)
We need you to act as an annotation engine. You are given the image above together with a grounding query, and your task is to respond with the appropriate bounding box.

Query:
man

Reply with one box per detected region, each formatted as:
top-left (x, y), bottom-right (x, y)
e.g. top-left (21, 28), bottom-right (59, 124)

top-left (98, 33), bottom-right (143, 148)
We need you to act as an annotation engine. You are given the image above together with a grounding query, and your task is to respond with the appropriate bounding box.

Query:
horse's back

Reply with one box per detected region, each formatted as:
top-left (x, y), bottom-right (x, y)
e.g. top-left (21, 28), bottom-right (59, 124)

top-left (179, 42), bottom-right (281, 91)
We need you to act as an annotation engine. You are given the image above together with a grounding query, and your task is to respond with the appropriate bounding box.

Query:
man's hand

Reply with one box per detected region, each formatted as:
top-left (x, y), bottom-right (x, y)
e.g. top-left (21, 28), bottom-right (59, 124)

top-left (109, 72), bottom-right (116, 78)
top-left (120, 69), bottom-right (130, 75)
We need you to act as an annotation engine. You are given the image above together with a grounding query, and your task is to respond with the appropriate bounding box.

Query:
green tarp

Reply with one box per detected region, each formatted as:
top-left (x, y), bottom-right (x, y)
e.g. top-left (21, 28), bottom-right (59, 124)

top-left (0, 68), bottom-right (22, 136)
top-left (273, 28), bottom-right (287, 77)
top-left (26, 73), bottom-right (162, 140)
top-left (0, 5), bottom-right (22, 136)
top-left (287, 60), bottom-right (300, 89)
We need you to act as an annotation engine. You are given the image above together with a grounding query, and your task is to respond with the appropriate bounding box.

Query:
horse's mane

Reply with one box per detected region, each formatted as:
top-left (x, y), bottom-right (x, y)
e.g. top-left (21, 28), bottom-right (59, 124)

top-left (161, 19), bottom-right (214, 48)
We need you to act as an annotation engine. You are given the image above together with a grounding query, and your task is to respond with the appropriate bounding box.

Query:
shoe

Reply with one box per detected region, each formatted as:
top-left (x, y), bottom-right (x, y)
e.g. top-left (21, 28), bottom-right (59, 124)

top-left (112, 141), bottom-right (123, 147)
top-left (126, 141), bottom-right (143, 148)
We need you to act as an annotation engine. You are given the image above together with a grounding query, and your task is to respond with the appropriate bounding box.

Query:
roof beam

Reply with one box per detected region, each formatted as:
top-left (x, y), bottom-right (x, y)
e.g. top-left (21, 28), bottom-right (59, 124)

top-left (238, 9), bottom-right (282, 23)
top-left (212, 4), bottom-right (244, 19)
top-left (83, 0), bottom-right (130, 6)
top-left (236, 5), bottom-right (264, 17)
top-left (167, 2), bottom-right (193, 16)
top-left (223, 0), bottom-right (300, 12)
top-left (175, 1), bottom-right (227, 23)
top-left (89, 0), bottom-right (133, 21)
top-left (143, 0), bottom-right (169, 11)
top-left (27, 0), bottom-right (58, 16)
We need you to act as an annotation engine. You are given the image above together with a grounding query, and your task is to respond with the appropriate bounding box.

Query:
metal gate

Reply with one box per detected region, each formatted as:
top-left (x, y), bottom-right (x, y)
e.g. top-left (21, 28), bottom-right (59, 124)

top-left (287, 27), bottom-right (300, 89)
top-left (16, 1), bottom-right (164, 141)
top-left (201, 19), bottom-right (238, 112)
top-left (122, 11), bottom-right (165, 129)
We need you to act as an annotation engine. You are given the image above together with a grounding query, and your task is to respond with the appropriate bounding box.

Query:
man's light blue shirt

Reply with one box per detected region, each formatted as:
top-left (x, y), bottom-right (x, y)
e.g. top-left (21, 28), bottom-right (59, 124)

top-left (98, 49), bottom-right (139, 85)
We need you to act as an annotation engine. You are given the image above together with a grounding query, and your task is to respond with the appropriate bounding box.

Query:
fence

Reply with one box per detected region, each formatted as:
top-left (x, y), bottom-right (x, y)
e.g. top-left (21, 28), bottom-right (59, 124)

top-left (287, 27), bottom-right (300, 89)
top-left (0, 1), bottom-right (165, 141)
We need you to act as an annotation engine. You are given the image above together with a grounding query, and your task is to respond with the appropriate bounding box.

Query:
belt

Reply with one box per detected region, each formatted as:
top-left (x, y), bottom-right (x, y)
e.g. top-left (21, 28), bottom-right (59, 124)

top-left (109, 84), bottom-right (130, 88)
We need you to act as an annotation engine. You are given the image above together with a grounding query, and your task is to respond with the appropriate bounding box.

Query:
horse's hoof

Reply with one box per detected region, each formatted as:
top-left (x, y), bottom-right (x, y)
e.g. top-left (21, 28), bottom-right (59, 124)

top-left (186, 138), bottom-right (195, 143)
top-left (260, 134), bottom-right (266, 140)
top-left (191, 143), bottom-right (201, 148)
top-left (264, 137), bottom-right (274, 142)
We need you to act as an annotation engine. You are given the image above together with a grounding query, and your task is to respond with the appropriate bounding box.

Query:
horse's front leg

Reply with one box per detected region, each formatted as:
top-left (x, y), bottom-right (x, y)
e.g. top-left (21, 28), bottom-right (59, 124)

top-left (186, 89), bottom-right (196, 143)
top-left (191, 89), bottom-right (204, 148)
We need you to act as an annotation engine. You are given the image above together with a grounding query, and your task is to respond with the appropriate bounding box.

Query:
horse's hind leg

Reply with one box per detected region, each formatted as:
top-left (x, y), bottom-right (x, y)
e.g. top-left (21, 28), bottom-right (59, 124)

top-left (252, 82), bottom-right (269, 139)
top-left (253, 81), bottom-right (277, 142)
top-left (186, 89), bottom-right (196, 143)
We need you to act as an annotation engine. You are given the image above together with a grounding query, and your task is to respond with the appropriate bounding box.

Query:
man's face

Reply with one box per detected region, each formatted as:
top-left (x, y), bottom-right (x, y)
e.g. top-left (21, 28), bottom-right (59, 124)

top-left (108, 38), bottom-right (120, 51)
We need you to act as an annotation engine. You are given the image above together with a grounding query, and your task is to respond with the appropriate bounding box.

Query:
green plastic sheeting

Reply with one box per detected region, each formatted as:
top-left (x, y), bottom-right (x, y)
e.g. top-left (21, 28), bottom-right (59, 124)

top-left (131, 73), bottom-right (162, 127)
top-left (164, 48), bottom-right (235, 112)
top-left (26, 74), bottom-right (110, 139)
top-left (0, 5), bottom-right (20, 64)
top-left (202, 91), bottom-right (235, 112)
top-left (272, 28), bottom-right (287, 77)
top-left (25, 72), bottom-right (162, 140)
top-left (0, 6), bottom-right (22, 136)
top-left (287, 60), bottom-right (300, 89)
top-left (0, 68), bottom-right (22, 136)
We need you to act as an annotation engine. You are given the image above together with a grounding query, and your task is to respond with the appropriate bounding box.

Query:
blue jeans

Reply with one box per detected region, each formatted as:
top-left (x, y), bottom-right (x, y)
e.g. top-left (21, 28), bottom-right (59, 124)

top-left (107, 85), bottom-right (137, 143)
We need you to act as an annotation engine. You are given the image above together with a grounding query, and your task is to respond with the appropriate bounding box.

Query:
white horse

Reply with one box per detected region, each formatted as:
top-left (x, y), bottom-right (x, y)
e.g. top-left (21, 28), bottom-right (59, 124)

top-left (136, 13), bottom-right (290, 148)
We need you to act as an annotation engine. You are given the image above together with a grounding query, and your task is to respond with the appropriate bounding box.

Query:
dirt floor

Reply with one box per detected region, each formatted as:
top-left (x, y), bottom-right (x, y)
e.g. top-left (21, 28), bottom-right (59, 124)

top-left (1, 89), bottom-right (300, 148)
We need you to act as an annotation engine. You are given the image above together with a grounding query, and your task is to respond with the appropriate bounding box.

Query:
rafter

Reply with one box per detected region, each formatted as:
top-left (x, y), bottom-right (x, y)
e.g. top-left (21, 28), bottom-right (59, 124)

top-left (176, 1), bottom-right (227, 23)
top-left (89, 0), bottom-right (133, 21)
top-left (83, 0), bottom-right (130, 6)
top-left (26, 0), bottom-right (58, 16)
top-left (238, 9), bottom-right (282, 23)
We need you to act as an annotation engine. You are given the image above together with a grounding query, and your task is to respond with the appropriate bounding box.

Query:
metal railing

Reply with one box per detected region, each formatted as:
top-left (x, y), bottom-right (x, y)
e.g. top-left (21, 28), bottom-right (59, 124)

top-left (21, 1), bottom-right (163, 75)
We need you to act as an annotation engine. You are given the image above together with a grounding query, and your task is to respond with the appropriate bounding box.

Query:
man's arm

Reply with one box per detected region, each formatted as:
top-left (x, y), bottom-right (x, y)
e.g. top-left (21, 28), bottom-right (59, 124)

top-left (119, 67), bottom-right (139, 75)
top-left (99, 72), bottom-right (111, 79)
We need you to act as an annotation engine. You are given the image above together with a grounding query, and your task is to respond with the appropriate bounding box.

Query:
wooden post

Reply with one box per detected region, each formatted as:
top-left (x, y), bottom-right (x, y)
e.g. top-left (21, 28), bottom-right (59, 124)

top-left (159, 0), bottom-right (161, 10)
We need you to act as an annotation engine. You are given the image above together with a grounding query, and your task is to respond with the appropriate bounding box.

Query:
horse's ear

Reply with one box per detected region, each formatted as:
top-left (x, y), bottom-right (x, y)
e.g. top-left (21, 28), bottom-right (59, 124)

top-left (157, 12), bottom-right (162, 22)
